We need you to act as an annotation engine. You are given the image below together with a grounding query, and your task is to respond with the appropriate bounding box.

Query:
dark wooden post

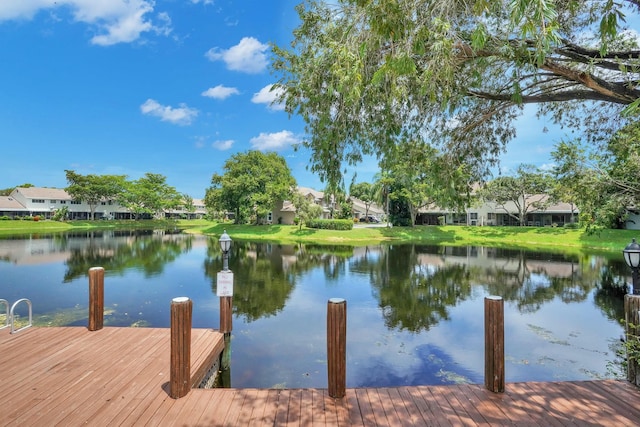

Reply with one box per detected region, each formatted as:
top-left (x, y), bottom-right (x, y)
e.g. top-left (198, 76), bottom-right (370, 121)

top-left (327, 298), bottom-right (346, 398)
top-left (88, 267), bottom-right (104, 331)
top-left (485, 296), bottom-right (504, 393)
top-left (217, 333), bottom-right (232, 388)
top-left (170, 297), bottom-right (192, 399)
top-left (220, 296), bottom-right (233, 334)
top-left (625, 294), bottom-right (640, 386)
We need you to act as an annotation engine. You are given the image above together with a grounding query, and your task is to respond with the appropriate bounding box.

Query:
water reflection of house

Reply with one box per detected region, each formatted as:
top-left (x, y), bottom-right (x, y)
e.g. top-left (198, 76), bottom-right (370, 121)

top-left (0, 231), bottom-right (205, 266)
top-left (415, 246), bottom-right (579, 279)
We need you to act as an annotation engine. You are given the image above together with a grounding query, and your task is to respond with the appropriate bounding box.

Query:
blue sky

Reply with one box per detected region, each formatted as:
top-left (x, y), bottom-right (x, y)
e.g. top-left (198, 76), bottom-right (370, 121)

top-left (0, 0), bottom-right (565, 198)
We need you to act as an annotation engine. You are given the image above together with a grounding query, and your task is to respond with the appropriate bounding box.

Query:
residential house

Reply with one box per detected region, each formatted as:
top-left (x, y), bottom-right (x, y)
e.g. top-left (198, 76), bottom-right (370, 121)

top-left (350, 197), bottom-right (385, 222)
top-left (0, 187), bottom-right (206, 220)
top-left (417, 194), bottom-right (578, 227)
top-left (271, 187), bottom-right (385, 225)
top-left (271, 187), bottom-right (336, 225)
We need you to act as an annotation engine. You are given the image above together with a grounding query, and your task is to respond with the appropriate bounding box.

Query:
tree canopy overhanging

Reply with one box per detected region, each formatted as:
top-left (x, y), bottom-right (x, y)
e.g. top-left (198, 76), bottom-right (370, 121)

top-left (272, 0), bottom-right (640, 187)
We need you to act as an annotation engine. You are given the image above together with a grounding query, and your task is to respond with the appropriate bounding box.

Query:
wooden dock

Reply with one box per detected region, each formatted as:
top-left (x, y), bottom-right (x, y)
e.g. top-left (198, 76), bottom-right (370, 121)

top-left (2, 326), bottom-right (640, 426)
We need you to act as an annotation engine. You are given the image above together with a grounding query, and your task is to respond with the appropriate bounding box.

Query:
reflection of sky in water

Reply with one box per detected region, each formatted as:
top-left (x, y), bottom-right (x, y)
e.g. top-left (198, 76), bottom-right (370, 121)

top-left (0, 236), bottom-right (625, 388)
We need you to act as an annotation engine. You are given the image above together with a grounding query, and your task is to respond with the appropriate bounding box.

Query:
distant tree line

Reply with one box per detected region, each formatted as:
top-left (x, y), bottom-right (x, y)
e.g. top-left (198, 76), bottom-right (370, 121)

top-left (6, 116), bottom-right (639, 229)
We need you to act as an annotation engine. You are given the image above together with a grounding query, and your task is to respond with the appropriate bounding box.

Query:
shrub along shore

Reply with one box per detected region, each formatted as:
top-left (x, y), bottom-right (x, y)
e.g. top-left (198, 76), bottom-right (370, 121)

top-left (1, 219), bottom-right (639, 254)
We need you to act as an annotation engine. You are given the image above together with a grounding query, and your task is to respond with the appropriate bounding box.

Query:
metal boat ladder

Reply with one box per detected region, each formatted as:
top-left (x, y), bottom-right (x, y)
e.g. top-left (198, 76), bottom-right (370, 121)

top-left (0, 298), bottom-right (33, 334)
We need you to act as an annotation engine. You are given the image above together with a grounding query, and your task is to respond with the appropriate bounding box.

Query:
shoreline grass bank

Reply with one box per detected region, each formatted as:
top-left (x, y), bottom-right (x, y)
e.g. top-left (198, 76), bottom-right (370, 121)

top-left (1, 219), bottom-right (638, 254)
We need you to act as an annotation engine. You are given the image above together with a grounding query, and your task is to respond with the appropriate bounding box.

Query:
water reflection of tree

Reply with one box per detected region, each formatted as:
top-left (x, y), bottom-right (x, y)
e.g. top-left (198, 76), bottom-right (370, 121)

top-left (63, 231), bottom-right (191, 282)
top-left (353, 245), bottom-right (473, 332)
top-left (204, 241), bottom-right (294, 322)
top-left (594, 261), bottom-right (628, 323)
top-left (204, 241), bottom-right (354, 322)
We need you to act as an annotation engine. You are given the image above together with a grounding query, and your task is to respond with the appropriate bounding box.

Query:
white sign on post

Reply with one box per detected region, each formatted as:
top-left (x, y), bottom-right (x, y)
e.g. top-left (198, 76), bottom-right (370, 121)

top-left (217, 271), bottom-right (234, 297)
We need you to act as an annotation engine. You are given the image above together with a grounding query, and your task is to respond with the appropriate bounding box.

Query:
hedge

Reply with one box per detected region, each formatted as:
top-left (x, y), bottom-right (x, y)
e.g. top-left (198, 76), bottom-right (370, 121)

top-left (306, 219), bottom-right (353, 230)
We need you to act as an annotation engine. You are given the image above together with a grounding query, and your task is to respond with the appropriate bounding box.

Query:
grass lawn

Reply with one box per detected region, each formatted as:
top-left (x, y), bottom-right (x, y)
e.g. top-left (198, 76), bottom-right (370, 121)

top-left (1, 219), bottom-right (638, 254)
top-left (193, 222), bottom-right (639, 254)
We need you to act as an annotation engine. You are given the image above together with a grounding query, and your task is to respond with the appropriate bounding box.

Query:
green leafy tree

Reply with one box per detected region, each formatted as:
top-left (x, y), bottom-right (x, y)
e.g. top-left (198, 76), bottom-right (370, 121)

top-left (349, 182), bottom-right (376, 221)
top-left (384, 140), bottom-right (471, 226)
top-left (555, 122), bottom-right (640, 228)
top-left (205, 151), bottom-right (296, 224)
top-left (480, 165), bottom-right (554, 226)
top-left (118, 173), bottom-right (181, 219)
top-left (292, 191), bottom-right (323, 230)
top-left (550, 140), bottom-right (589, 224)
top-left (51, 206), bottom-right (69, 221)
top-left (65, 171), bottom-right (126, 220)
top-left (373, 172), bottom-right (393, 226)
top-left (272, 0), bottom-right (639, 189)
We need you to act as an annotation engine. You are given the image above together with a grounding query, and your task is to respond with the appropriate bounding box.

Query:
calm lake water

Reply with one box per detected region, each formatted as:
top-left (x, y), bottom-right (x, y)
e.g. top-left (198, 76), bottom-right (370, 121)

top-left (0, 229), bottom-right (630, 388)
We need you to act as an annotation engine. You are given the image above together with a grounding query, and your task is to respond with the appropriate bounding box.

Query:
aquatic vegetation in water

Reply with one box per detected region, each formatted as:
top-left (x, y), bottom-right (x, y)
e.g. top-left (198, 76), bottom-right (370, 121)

top-left (527, 324), bottom-right (570, 346)
top-left (33, 305), bottom-right (114, 327)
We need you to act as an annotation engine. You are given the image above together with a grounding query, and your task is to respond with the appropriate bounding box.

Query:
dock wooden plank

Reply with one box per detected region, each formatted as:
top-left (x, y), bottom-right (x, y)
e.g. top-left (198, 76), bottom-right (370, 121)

top-left (375, 388), bottom-right (407, 427)
top-left (3, 328), bottom-right (136, 423)
top-left (343, 389), bottom-right (365, 427)
top-left (387, 387), bottom-right (422, 427)
top-left (189, 388), bottom-right (236, 426)
top-left (354, 388), bottom-right (378, 426)
top-left (401, 385), bottom-right (443, 427)
top-left (54, 330), bottom-right (167, 425)
top-left (298, 389), bottom-right (316, 426)
top-left (273, 389), bottom-right (290, 426)
top-left (161, 387), bottom-right (212, 427)
top-left (331, 391), bottom-right (354, 427)
top-left (286, 388), bottom-right (303, 426)
top-left (228, 388), bottom-right (251, 426)
top-left (310, 388), bottom-right (327, 426)
top-left (486, 383), bottom-right (545, 426)
top-left (588, 379), bottom-right (640, 421)
top-left (248, 388), bottom-right (280, 427)
top-left (421, 385), bottom-right (466, 425)
top-left (464, 384), bottom-right (535, 427)
top-left (538, 381), bottom-right (627, 426)
top-left (3, 327), bottom-right (640, 426)
top-left (508, 383), bottom-right (564, 427)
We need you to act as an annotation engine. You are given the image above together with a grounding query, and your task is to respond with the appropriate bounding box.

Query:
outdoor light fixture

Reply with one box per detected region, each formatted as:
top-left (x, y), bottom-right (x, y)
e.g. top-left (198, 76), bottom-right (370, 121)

top-left (219, 229), bottom-right (232, 271)
top-left (623, 238), bottom-right (640, 295)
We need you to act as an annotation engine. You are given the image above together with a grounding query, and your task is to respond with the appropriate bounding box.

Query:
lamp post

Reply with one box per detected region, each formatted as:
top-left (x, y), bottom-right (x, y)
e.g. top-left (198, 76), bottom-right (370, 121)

top-left (219, 229), bottom-right (231, 271)
top-left (623, 240), bottom-right (640, 386)
top-left (623, 238), bottom-right (640, 295)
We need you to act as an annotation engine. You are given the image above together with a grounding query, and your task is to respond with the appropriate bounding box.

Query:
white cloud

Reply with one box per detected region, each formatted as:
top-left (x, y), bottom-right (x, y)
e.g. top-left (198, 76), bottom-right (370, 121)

top-left (140, 99), bottom-right (198, 126)
top-left (250, 130), bottom-right (300, 151)
top-left (252, 84), bottom-right (285, 111)
top-left (190, 0), bottom-right (214, 4)
top-left (202, 85), bottom-right (240, 100)
top-left (0, 0), bottom-right (170, 46)
top-left (205, 37), bottom-right (269, 74)
top-left (213, 140), bottom-right (235, 150)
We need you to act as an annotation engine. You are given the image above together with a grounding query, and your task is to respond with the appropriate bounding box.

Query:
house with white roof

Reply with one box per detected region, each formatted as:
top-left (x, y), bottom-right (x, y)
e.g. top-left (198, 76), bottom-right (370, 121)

top-left (0, 187), bottom-right (207, 220)
top-left (417, 195), bottom-right (578, 227)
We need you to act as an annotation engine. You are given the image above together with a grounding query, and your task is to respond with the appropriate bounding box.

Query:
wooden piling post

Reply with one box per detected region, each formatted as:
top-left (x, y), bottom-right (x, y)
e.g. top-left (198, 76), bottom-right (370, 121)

top-left (327, 298), bottom-right (346, 398)
top-left (220, 296), bottom-right (233, 334)
top-left (485, 296), bottom-right (504, 393)
top-left (170, 297), bottom-right (192, 399)
top-left (88, 267), bottom-right (104, 331)
top-left (625, 294), bottom-right (640, 386)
